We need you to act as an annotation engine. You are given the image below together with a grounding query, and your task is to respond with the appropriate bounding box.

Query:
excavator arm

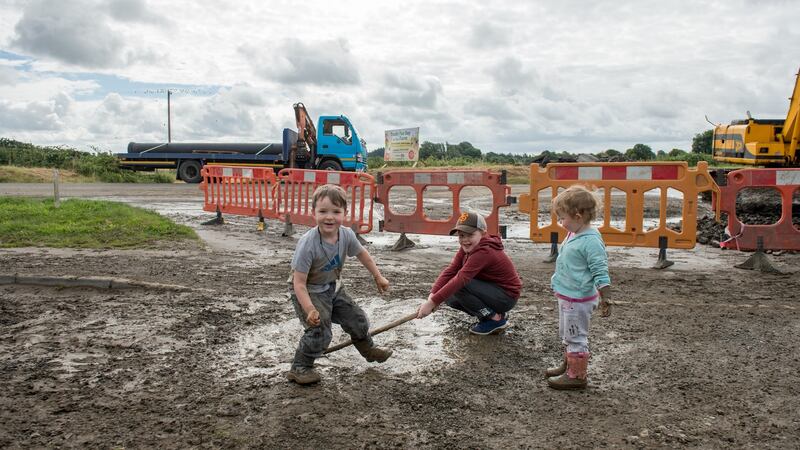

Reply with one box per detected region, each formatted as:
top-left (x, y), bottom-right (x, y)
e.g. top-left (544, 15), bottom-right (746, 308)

top-left (781, 68), bottom-right (800, 164)
top-left (291, 102), bottom-right (317, 168)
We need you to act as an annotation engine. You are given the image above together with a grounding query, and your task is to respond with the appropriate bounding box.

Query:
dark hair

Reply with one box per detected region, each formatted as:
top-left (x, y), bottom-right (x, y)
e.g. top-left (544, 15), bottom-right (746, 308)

top-left (311, 184), bottom-right (348, 210)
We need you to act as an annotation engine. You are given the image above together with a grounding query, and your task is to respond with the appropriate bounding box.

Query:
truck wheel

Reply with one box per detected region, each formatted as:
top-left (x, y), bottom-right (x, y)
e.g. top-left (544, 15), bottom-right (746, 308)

top-left (318, 159), bottom-right (342, 171)
top-left (178, 160), bottom-right (203, 183)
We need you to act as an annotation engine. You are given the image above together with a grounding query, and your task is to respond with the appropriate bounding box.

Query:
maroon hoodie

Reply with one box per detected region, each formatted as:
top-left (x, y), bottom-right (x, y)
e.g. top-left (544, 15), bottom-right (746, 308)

top-left (430, 234), bottom-right (522, 304)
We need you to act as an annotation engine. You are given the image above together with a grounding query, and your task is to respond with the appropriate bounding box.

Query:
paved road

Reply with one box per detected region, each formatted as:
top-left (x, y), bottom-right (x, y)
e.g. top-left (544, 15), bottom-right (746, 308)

top-left (0, 183), bottom-right (204, 199)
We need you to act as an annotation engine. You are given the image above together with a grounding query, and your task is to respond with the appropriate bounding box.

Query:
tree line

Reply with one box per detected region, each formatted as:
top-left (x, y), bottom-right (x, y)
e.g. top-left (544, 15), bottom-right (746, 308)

top-left (370, 129), bottom-right (715, 166)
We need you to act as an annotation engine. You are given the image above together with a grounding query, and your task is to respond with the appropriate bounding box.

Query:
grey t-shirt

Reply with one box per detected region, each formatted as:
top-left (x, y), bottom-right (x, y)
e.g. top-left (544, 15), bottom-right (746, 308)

top-left (290, 226), bottom-right (364, 293)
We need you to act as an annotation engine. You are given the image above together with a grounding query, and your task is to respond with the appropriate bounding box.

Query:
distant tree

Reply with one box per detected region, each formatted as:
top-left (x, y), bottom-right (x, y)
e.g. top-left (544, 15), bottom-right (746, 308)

top-left (367, 147), bottom-right (385, 158)
top-left (625, 143), bottom-right (655, 161)
top-left (484, 152), bottom-right (513, 164)
top-left (605, 149), bottom-right (621, 156)
top-left (455, 141), bottom-right (482, 159)
top-left (419, 141), bottom-right (443, 159)
top-left (692, 129), bottom-right (713, 154)
top-left (668, 148), bottom-right (687, 157)
top-left (657, 150), bottom-right (666, 157)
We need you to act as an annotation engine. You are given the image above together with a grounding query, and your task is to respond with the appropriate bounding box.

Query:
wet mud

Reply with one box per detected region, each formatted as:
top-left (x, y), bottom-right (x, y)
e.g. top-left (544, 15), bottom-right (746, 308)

top-left (1, 183), bottom-right (799, 448)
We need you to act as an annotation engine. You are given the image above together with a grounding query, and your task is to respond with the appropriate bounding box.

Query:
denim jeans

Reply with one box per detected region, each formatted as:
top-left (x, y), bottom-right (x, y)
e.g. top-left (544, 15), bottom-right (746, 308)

top-left (290, 285), bottom-right (372, 369)
top-left (445, 278), bottom-right (517, 320)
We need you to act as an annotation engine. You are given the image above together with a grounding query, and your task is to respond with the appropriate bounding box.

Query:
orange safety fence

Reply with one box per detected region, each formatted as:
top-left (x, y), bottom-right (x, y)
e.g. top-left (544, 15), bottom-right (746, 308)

top-left (275, 168), bottom-right (376, 234)
top-left (519, 161), bottom-right (720, 249)
top-left (715, 168), bottom-right (800, 251)
top-left (375, 169), bottom-right (512, 237)
top-left (200, 165), bottom-right (280, 220)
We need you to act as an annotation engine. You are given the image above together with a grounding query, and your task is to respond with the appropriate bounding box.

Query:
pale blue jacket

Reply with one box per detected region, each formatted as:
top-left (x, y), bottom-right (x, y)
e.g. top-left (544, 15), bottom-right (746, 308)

top-left (550, 228), bottom-right (611, 300)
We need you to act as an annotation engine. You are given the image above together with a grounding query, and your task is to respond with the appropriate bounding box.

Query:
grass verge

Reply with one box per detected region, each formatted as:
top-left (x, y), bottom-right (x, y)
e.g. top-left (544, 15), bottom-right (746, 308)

top-left (0, 197), bottom-right (199, 249)
top-left (0, 165), bottom-right (176, 183)
top-left (0, 166), bottom-right (94, 183)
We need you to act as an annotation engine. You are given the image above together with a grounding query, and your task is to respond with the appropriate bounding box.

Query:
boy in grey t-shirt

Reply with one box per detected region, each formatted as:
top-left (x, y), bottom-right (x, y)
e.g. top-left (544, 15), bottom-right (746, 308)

top-left (286, 184), bottom-right (392, 385)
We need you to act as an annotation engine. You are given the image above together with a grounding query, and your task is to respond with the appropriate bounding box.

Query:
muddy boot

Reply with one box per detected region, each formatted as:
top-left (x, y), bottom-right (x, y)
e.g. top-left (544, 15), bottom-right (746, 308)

top-left (286, 366), bottom-right (321, 385)
top-left (544, 351), bottom-right (567, 379)
top-left (547, 352), bottom-right (589, 390)
top-left (354, 341), bottom-right (393, 363)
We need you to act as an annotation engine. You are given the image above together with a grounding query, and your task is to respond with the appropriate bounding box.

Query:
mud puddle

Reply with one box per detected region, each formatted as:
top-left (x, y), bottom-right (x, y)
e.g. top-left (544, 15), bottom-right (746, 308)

top-left (217, 294), bottom-right (457, 385)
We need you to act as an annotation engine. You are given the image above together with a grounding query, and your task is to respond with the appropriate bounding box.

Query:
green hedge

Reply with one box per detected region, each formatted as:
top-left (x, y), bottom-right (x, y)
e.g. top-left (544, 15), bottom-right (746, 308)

top-left (0, 138), bottom-right (173, 183)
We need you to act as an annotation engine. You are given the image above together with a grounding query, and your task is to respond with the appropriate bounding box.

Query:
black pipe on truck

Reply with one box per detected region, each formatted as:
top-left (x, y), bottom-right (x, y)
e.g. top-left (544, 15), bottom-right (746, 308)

top-left (127, 142), bottom-right (284, 155)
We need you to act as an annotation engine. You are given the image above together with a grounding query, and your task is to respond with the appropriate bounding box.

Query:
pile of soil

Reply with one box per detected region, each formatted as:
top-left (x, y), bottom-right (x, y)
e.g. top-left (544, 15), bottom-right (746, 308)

top-left (691, 189), bottom-right (799, 248)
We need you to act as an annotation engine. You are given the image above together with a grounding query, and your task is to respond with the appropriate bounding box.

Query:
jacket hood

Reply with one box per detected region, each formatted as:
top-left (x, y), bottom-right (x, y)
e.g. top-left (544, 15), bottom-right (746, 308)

top-left (477, 234), bottom-right (505, 251)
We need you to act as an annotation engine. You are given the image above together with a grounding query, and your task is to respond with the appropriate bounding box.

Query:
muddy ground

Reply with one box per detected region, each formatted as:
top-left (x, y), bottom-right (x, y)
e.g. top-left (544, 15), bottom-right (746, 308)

top-left (1, 183), bottom-right (799, 449)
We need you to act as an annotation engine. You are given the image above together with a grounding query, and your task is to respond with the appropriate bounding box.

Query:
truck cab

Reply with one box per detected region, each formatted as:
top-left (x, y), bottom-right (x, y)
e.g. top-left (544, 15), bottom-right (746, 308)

top-left (317, 115), bottom-right (368, 171)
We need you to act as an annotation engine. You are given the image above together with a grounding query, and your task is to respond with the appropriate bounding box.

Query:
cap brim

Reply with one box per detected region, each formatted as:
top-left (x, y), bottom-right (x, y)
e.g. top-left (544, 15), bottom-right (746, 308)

top-left (449, 224), bottom-right (480, 235)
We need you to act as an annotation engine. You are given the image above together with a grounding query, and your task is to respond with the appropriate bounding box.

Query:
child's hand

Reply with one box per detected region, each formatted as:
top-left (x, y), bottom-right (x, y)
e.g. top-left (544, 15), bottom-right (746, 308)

top-left (306, 309), bottom-right (320, 327)
top-left (599, 299), bottom-right (611, 317)
top-left (416, 297), bottom-right (438, 319)
top-left (374, 275), bottom-right (390, 294)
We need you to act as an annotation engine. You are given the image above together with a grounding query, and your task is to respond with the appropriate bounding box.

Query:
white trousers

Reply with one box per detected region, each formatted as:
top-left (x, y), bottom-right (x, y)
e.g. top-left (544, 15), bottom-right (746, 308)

top-left (558, 298), bottom-right (598, 353)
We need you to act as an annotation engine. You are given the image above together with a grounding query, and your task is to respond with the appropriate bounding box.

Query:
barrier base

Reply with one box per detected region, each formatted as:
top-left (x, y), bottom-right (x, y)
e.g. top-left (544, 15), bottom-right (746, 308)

top-left (257, 211), bottom-right (266, 232)
top-left (391, 233), bottom-right (416, 251)
top-left (351, 225), bottom-right (368, 245)
top-left (282, 215), bottom-right (294, 237)
top-left (653, 257), bottom-right (675, 270)
top-left (543, 247), bottom-right (558, 263)
top-left (202, 210), bottom-right (224, 226)
top-left (544, 232), bottom-right (559, 263)
top-left (653, 237), bottom-right (674, 270)
top-left (735, 251), bottom-right (781, 274)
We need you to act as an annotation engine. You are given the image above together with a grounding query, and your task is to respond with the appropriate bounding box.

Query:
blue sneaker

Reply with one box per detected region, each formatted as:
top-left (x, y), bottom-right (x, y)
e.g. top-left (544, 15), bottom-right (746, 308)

top-left (469, 317), bottom-right (509, 335)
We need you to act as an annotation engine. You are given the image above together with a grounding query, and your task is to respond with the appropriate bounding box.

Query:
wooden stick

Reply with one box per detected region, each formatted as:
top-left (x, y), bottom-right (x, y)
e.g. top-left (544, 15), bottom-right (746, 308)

top-left (324, 311), bottom-right (417, 354)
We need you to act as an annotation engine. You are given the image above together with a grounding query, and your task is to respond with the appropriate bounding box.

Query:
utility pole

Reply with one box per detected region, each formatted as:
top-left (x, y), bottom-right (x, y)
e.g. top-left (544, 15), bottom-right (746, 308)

top-left (167, 89), bottom-right (172, 143)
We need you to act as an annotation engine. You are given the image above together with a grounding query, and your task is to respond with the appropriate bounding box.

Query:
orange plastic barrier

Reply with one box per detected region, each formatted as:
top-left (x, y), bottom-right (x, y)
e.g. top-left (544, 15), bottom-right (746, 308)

top-left (519, 161), bottom-right (719, 249)
top-left (200, 165), bottom-right (280, 219)
top-left (375, 170), bottom-right (512, 236)
top-left (716, 168), bottom-right (800, 251)
top-left (275, 168), bottom-right (376, 234)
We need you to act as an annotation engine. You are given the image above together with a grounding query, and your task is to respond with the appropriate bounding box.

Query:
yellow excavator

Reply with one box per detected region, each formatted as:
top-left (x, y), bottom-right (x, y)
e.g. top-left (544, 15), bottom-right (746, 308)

top-left (712, 68), bottom-right (800, 167)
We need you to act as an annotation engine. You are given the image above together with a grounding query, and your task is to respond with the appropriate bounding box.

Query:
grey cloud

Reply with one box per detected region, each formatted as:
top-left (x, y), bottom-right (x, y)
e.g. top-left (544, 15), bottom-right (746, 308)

top-left (463, 97), bottom-right (524, 120)
top-left (468, 21), bottom-right (511, 50)
top-left (0, 99), bottom-right (65, 131)
top-left (244, 38), bottom-right (361, 86)
top-left (486, 57), bottom-right (562, 99)
top-left (368, 103), bottom-right (457, 138)
top-left (89, 94), bottom-right (162, 137)
top-left (377, 73), bottom-right (442, 109)
top-left (53, 92), bottom-right (72, 117)
top-left (10, 0), bottom-right (160, 68)
top-left (0, 66), bottom-right (18, 85)
top-left (224, 85), bottom-right (269, 108)
top-left (183, 94), bottom-right (266, 139)
top-left (107, 0), bottom-right (169, 25)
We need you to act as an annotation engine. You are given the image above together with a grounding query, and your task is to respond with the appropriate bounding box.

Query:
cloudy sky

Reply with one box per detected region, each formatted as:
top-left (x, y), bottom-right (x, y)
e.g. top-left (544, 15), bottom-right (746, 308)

top-left (1, 0), bottom-right (799, 155)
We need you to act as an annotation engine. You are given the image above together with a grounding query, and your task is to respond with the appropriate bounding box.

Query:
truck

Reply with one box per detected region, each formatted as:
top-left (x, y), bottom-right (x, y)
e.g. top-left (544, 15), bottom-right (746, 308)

top-left (116, 103), bottom-right (368, 183)
top-left (712, 68), bottom-right (800, 167)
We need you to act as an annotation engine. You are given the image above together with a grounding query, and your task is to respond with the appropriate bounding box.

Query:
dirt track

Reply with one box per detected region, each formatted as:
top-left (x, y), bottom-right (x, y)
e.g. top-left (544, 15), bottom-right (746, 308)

top-left (1, 183), bottom-right (799, 448)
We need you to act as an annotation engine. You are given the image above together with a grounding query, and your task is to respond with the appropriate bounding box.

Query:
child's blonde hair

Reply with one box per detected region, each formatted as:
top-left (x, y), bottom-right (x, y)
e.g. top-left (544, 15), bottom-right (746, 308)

top-left (312, 184), bottom-right (348, 210)
top-left (552, 185), bottom-right (600, 224)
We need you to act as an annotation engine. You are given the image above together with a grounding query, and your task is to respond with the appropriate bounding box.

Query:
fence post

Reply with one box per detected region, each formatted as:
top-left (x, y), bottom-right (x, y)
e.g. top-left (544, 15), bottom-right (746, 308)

top-left (53, 168), bottom-right (60, 208)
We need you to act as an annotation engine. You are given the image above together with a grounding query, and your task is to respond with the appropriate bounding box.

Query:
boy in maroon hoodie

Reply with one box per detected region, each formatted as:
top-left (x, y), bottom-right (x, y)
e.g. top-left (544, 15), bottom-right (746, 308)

top-left (416, 212), bottom-right (522, 335)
